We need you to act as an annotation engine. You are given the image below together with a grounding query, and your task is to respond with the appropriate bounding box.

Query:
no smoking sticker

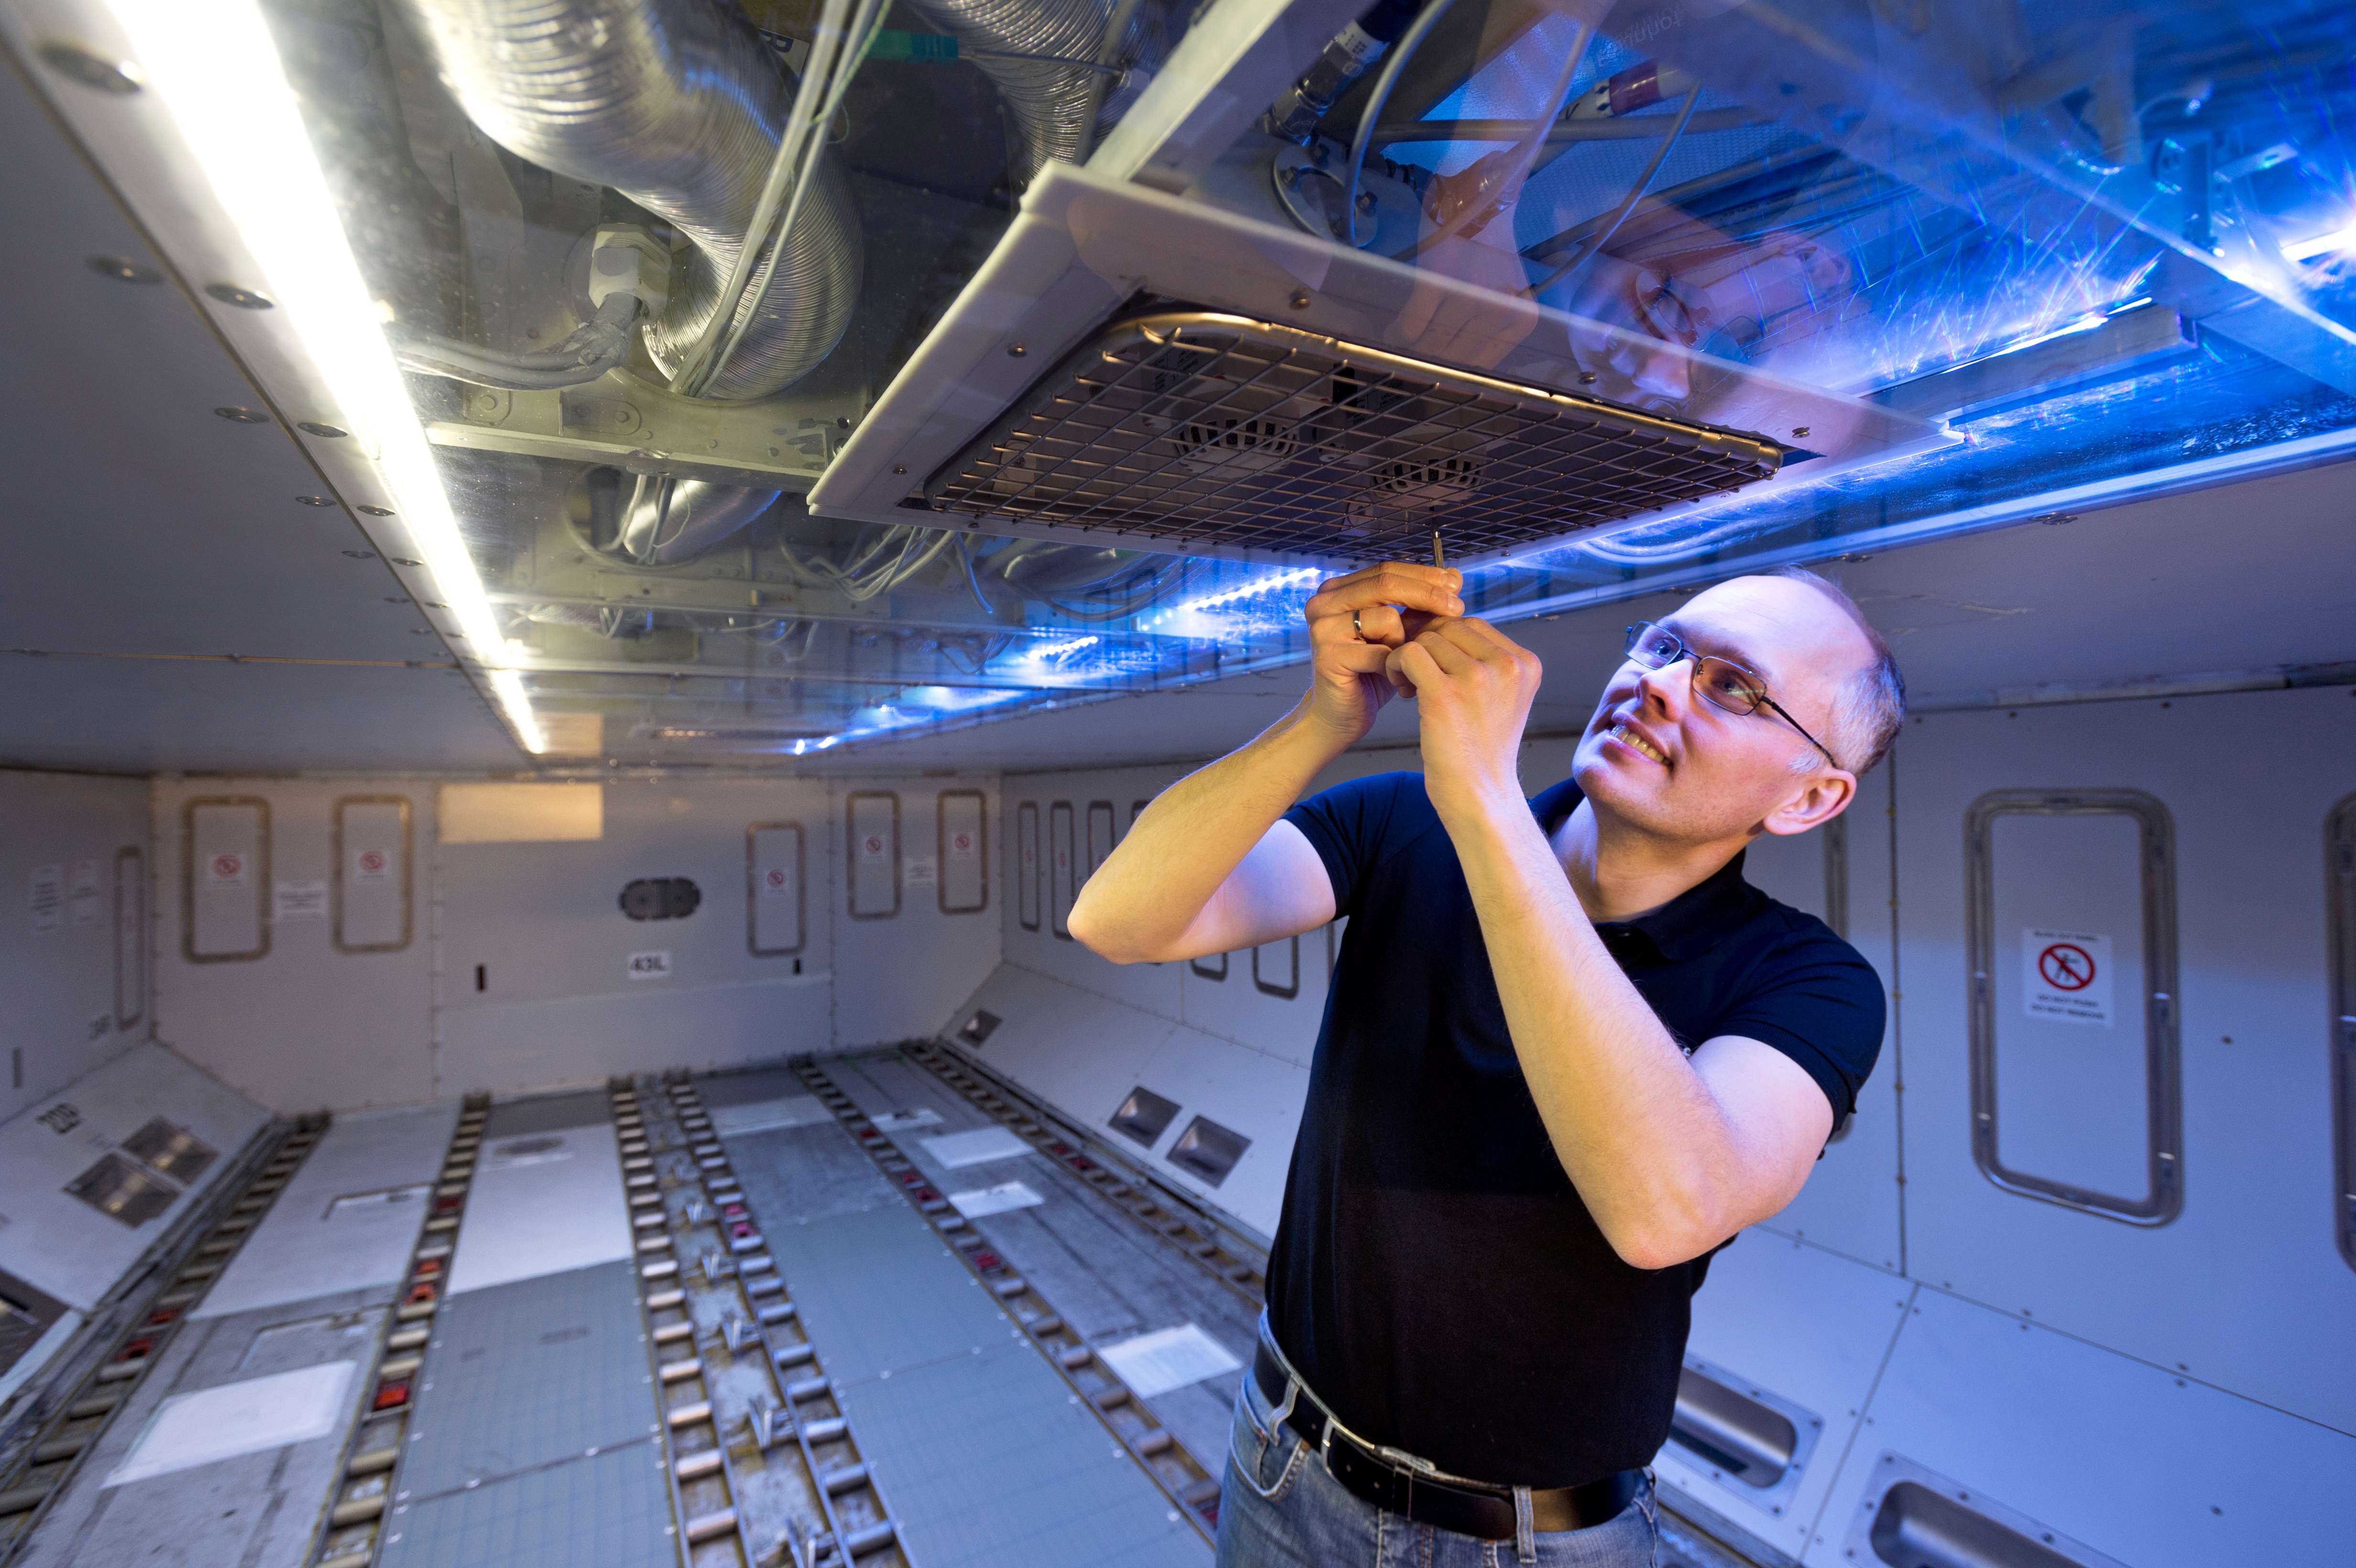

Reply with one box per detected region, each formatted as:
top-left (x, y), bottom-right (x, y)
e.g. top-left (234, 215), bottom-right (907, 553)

top-left (860, 833), bottom-right (887, 860)
top-left (761, 866), bottom-right (792, 897)
top-left (207, 852), bottom-right (248, 887)
top-left (2023, 927), bottom-right (2112, 1026)
top-left (354, 848), bottom-right (390, 882)
top-left (949, 830), bottom-right (977, 861)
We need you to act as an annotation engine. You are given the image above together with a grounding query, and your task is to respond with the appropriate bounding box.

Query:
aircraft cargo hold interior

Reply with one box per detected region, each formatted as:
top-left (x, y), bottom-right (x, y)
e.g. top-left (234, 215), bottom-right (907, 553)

top-left (0, 0), bottom-right (2352, 1565)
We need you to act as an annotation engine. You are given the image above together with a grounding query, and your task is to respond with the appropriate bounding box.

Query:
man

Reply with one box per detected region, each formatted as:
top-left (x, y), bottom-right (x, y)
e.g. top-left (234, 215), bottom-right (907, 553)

top-left (1069, 561), bottom-right (1901, 1567)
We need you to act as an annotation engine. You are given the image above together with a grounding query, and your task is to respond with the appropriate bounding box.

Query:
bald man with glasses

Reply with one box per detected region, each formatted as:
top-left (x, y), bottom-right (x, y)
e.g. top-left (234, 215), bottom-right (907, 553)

top-left (1071, 563), bottom-right (1904, 1568)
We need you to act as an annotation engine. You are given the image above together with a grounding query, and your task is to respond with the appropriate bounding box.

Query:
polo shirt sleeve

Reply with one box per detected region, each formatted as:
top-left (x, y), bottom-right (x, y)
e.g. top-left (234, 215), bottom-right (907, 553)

top-left (1281, 771), bottom-right (1416, 917)
top-left (1709, 929), bottom-right (1887, 1129)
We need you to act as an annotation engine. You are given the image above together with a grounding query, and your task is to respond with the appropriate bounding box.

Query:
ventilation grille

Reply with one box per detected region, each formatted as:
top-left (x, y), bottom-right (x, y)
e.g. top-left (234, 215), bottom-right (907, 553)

top-left (924, 312), bottom-right (1785, 560)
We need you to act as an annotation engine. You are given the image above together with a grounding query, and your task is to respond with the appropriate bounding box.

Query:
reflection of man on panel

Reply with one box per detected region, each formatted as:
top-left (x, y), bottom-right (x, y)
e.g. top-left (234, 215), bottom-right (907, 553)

top-left (1072, 563), bottom-right (1901, 1566)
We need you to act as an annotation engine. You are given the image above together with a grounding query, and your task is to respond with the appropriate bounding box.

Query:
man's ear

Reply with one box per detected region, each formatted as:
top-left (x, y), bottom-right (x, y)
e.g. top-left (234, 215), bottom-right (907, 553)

top-left (1759, 769), bottom-right (1855, 838)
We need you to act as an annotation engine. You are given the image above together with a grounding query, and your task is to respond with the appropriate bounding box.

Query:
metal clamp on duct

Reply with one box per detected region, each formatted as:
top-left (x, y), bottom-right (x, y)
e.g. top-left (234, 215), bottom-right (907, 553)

top-left (393, 227), bottom-right (672, 391)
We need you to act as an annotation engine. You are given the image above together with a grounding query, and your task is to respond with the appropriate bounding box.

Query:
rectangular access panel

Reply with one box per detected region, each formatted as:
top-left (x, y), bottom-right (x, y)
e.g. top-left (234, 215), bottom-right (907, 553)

top-left (333, 795), bottom-right (413, 953)
top-left (1253, 936), bottom-right (1300, 999)
top-left (1191, 950), bottom-right (1228, 981)
top-left (847, 791), bottom-right (901, 920)
top-left (183, 798), bottom-right (269, 963)
top-left (1085, 801), bottom-right (1116, 880)
top-left (1048, 802), bottom-right (1075, 939)
top-left (1015, 801), bottom-right (1040, 931)
top-left (748, 823), bottom-right (806, 956)
top-left (938, 791), bottom-right (988, 915)
top-left (2329, 794), bottom-right (2356, 1273)
top-left (113, 846), bottom-right (144, 1028)
top-left (1966, 790), bottom-right (2181, 1224)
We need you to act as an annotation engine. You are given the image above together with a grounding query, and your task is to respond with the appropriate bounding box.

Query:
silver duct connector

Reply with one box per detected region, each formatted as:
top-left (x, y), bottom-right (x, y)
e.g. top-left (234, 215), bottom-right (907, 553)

top-left (620, 479), bottom-right (780, 566)
top-left (399, 0), bottom-right (862, 402)
top-left (904, 0), bottom-right (1146, 185)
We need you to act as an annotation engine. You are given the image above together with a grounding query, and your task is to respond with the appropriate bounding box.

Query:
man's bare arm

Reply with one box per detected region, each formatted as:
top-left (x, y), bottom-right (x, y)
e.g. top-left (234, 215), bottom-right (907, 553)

top-left (1392, 617), bottom-right (1833, 1269)
top-left (1069, 563), bottom-right (1462, 966)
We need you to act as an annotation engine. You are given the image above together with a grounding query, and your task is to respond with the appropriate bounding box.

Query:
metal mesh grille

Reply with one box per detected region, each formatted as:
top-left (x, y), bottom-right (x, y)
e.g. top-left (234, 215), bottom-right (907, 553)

top-left (925, 312), bottom-right (1784, 560)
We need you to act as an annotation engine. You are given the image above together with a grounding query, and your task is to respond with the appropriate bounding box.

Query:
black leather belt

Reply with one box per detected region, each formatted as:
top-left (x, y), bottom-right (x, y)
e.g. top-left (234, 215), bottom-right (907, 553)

top-left (1252, 1343), bottom-right (1638, 1541)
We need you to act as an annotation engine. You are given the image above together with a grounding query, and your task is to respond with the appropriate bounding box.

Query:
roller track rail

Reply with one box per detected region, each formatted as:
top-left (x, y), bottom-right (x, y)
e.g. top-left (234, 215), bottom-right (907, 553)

top-left (906, 1040), bottom-right (1269, 1304)
top-left (302, 1094), bottom-right (489, 1568)
top-left (625, 1074), bottom-right (905, 1568)
top-left (0, 1113), bottom-right (329, 1564)
top-left (791, 1056), bottom-right (1224, 1539)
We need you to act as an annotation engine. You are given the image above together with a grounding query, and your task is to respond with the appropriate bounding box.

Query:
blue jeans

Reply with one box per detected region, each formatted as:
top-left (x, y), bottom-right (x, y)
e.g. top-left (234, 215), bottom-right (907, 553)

top-left (1214, 1353), bottom-right (1660, 1568)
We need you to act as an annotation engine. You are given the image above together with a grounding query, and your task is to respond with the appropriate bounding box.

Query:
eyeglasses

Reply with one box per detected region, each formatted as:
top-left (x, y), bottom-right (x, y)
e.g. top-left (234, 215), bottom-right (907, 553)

top-left (1623, 622), bottom-right (1843, 770)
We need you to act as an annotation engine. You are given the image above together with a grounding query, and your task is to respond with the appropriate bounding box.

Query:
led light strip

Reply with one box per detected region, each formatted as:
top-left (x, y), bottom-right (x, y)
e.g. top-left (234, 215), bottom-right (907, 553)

top-left (99, 0), bottom-right (541, 752)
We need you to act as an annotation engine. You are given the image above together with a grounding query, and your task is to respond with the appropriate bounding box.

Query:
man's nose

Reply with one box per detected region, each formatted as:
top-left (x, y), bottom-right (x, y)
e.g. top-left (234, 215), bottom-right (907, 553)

top-left (1634, 658), bottom-right (1693, 716)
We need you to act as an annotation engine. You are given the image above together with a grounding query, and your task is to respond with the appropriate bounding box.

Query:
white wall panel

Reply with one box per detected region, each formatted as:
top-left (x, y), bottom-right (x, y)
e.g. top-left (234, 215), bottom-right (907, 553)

top-left (0, 1044), bottom-right (267, 1311)
top-left (183, 798), bottom-right (269, 961)
top-left (0, 769), bottom-right (150, 1126)
top-left (1128, 1026), bottom-right (1310, 1239)
top-left (830, 779), bottom-right (1002, 1048)
top-left (1001, 766), bottom-right (1188, 1018)
top-left (1177, 939), bottom-right (1326, 1068)
top-left (1895, 688), bottom-right (2356, 1435)
top-left (1663, 1235), bottom-right (1910, 1561)
top-left (441, 976), bottom-right (835, 1096)
top-left (940, 965), bottom-right (1178, 1131)
top-left (1749, 763), bottom-right (1905, 1274)
top-left (1804, 1287), bottom-right (2354, 1568)
top-left (156, 779), bottom-right (436, 1112)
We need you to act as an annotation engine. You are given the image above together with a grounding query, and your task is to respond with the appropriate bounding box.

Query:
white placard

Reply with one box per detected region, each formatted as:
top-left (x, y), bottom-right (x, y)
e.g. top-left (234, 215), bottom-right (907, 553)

top-left (627, 950), bottom-right (672, 981)
top-left (273, 881), bottom-right (329, 921)
top-left (906, 855), bottom-right (939, 887)
top-left (106, 1361), bottom-right (355, 1486)
top-left (69, 860), bottom-right (102, 927)
top-left (947, 1179), bottom-right (1044, 1218)
top-left (29, 864), bottom-right (64, 934)
top-left (1096, 1324), bottom-right (1243, 1400)
top-left (2024, 928), bottom-right (2114, 1026)
top-left (919, 1126), bottom-right (1035, 1169)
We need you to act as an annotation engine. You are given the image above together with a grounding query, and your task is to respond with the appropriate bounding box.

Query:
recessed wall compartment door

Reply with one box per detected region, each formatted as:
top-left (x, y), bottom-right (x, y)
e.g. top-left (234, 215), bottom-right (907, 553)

top-left (333, 795), bottom-right (413, 954)
top-left (1965, 790), bottom-right (2181, 1224)
top-left (2329, 793), bottom-right (2356, 1273)
top-left (1049, 802), bottom-right (1075, 939)
top-left (183, 798), bottom-right (269, 963)
top-left (938, 790), bottom-right (988, 914)
top-left (1015, 801), bottom-right (1041, 932)
top-left (847, 791), bottom-right (901, 921)
top-left (113, 846), bottom-right (145, 1028)
top-left (748, 823), bottom-right (807, 956)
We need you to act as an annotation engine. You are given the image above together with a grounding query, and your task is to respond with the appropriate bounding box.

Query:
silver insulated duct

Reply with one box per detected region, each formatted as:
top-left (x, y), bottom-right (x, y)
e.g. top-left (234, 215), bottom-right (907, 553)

top-left (399, 0), bottom-right (863, 402)
top-left (905, 0), bottom-right (1145, 185)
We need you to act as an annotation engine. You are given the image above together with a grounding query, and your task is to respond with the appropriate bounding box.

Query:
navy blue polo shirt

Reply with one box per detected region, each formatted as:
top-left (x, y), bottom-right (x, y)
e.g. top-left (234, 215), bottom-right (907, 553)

top-left (1271, 771), bottom-right (1885, 1488)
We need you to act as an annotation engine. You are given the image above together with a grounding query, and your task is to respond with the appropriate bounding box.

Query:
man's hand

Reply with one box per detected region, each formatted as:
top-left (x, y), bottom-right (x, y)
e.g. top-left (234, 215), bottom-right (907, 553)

top-left (1301, 563), bottom-right (1464, 746)
top-left (1386, 618), bottom-right (1544, 820)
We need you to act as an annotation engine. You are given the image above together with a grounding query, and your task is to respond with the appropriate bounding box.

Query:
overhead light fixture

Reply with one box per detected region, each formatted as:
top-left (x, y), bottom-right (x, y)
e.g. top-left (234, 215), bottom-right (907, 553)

top-left (2281, 219), bottom-right (2356, 264)
top-left (103, 0), bottom-right (536, 751)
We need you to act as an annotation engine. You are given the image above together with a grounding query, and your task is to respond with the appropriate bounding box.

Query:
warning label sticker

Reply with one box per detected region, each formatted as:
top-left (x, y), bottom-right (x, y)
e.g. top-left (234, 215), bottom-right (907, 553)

top-left (949, 829), bottom-right (978, 861)
top-left (207, 852), bottom-right (248, 887)
top-left (354, 847), bottom-right (390, 882)
top-left (906, 855), bottom-right (938, 887)
top-left (70, 860), bottom-right (102, 927)
top-left (274, 881), bottom-right (329, 921)
top-left (760, 865), bottom-right (793, 897)
top-left (29, 864), bottom-right (64, 935)
top-left (859, 833), bottom-right (887, 860)
top-left (2024, 928), bottom-right (2112, 1026)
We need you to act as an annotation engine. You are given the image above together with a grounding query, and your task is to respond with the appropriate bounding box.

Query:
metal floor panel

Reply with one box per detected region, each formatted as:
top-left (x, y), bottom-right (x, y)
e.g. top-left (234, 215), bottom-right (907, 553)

top-left (20, 1289), bottom-right (386, 1568)
top-left (696, 1067), bottom-right (808, 1109)
top-left (377, 1438), bottom-right (676, 1568)
top-left (396, 1261), bottom-right (657, 1501)
top-left (447, 1121), bottom-right (631, 1296)
top-left (726, 1119), bottom-right (905, 1227)
top-left (762, 1204), bottom-right (1021, 1383)
top-left (481, 1089), bottom-right (614, 1139)
top-left (196, 1102), bottom-right (459, 1320)
top-left (839, 1342), bottom-right (1208, 1568)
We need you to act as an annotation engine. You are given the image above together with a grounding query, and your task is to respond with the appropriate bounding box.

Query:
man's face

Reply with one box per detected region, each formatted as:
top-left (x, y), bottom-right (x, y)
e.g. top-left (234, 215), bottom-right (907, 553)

top-left (1570, 577), bottom-right (1868, 844)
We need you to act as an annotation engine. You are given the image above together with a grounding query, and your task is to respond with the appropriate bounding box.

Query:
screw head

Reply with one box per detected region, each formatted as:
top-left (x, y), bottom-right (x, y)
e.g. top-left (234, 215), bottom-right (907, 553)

top-left (342, 549), bottom-right (376, 560)
top-left (295, 495), bottom-right (335, 507)
top-left (357, 504), bottom-right (394, 516)
top-left (1792, 425), bottom-right (1811, 437)
top-left (204, 283), bottom-right (273, 310)
top-left (1355, 191), bottom-right (1377, 214)
top-left (87, 255), bottom-right (162, 284)
top-left (1006, 343), bottom-right (1026, 358)
top-left (1288, 291), bottom-right (1312, 309)
top-left (297, 421), bottom-right (347, 438)
top-left (214, 406), bottom-right (269, 424)
top-left (389, 557), bottom-right (422, 567)
top-left (892, 465), bottom-right (907, 475)
top-left (1579, 371), bottom-right (1598, 384)
top-left (41, 42), bottom-right (142, 94)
